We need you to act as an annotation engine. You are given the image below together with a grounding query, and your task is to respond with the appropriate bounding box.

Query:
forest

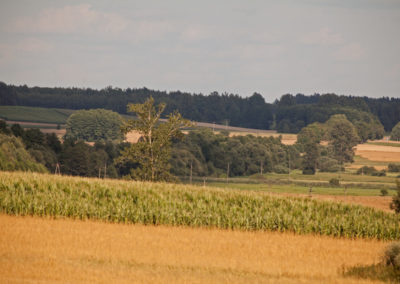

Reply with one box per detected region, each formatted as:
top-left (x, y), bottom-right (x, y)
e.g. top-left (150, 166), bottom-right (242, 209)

top-left (1, 81), bottom-right (399, 133)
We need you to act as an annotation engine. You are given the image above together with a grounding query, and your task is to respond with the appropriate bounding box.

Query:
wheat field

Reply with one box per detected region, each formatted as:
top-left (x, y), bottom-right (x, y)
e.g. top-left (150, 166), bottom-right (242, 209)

top-left (355, 144), bottom-right (400, 163)
top-left (0, 214), bottom-right (387, 283)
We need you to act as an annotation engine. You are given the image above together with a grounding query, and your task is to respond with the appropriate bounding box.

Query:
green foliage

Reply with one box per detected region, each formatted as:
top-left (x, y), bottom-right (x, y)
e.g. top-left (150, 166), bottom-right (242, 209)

top-left (385, 242), bottom-right (400, 268)
top-left (329, 178), bottom-right (340, 187)
top-left (297, 123), bottom-right (323, 175)
top-left (170, 129), bottom-right (300, 178)
top-left (0, 120), bottom-right (11, 135)
top-left (326, 114), bottom-right (359, 164)
top-left (65, 109), bottom-right (124, 142)
top-left (317, 156), bottom-right (341, 172)
top-left (389, 163), bottom-right (400, 173)
top-left (0, 133), bottom-right (47, 173)
top-left (391, 180), bottom-right (400, 213)
top-left (1, 171), bottom-right (399, 240)
top-left (59, 140), bottom-right (119, 178)
top-left (380, 189), bottom-right (389, 196)
top-left (120, 97), bottom-right (192, 182)
top-left (2, 83), bottom-right (399, 132)
top-left (356, 166), bottom-right (378, 175)
top-left (391, 122), bottom-right (400, 141)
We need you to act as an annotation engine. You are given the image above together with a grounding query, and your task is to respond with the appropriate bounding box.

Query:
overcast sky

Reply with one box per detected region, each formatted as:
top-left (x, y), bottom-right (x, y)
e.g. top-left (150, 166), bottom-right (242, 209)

top-left (0, 1), bottom-right (399, 102)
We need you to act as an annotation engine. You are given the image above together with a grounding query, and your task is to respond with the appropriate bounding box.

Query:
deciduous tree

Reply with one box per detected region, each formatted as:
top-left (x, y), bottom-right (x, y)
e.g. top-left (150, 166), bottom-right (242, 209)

top-left (119, 97), bottom-right (192, 182)
top-left (326, 114), bottom-right (359, 165)
top-left (390, 122), bottom-right (400, 141)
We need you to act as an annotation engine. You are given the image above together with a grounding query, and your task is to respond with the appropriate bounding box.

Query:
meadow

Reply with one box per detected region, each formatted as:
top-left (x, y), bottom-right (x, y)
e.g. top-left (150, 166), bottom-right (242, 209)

top-left (0, 105), bottom-right (75, 124)
top-left (0, 171), bottom-right (399, 240)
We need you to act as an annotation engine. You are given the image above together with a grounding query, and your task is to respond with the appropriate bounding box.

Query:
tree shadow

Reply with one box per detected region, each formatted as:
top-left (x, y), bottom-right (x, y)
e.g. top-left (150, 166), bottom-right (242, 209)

top-left (342, 263), bottom-right (400, 283)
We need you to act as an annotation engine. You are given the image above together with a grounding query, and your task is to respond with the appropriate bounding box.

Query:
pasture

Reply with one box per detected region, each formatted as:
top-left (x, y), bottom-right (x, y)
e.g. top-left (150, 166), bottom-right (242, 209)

top-left (0, 106), bottom-right (74, 124)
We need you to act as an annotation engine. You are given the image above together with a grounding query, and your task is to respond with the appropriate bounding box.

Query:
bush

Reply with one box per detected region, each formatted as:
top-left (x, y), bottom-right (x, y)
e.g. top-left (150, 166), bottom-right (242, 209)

top-left (250, 173), bottom-right (267, 181)
top-left (317, 156), bottom-right (341, 172)
top-left (356, 166), bottom-right (377, 175)
top-left (390, 122), bottom-right (400, 141)
top-left (381, 189), bottom-right (389, 196)
top-left (302, 167), bottom-right (315, 175)
top-left (274, 165), bottom-right (289, 174)
top-left (388, 163), bottom-right (400, 173)
top-left (371, 170), bottom-right (386, 177)
top-left (391, 180), bottom-right (400, 213)
top-left (329, 178), bottom-right (340, 187)
top-left (384, 242), bottom-right (400, 268)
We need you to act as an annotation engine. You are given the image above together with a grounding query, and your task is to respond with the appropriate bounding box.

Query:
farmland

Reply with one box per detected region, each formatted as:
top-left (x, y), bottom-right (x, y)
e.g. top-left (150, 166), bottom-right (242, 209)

top-left (0, 214), bottom-right (387, 283)
top-left (0, 171), bottom-right (399, 240)
top-left (0, 105), bottom-right (74, 124)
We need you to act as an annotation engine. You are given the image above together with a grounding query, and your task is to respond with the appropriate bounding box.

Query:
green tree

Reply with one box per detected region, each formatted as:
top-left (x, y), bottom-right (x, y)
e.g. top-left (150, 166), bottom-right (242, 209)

top-left (65, 109), bottom-right (124, 142)
top-left (390, 122), bottom-right (400, 141)
top-left (0, 133), bottom-right (47, 172)
top-left (390, 179), bottom-right (400, 213)
top-left (297, 123), bottom-right (324, 175)
top-left (326, 114), bottom-right (359, 165)
top-left (119, 97), bottom-right (192, 182)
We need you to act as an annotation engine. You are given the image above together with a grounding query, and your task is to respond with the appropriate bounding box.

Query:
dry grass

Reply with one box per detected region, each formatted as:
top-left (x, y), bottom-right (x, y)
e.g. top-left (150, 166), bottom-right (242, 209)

top-left (125, 130), bottom-right (142, 143)
top-left (0, 214), bottom-right (387, 283)
top-left (355, 144), bottom-right (400, 163)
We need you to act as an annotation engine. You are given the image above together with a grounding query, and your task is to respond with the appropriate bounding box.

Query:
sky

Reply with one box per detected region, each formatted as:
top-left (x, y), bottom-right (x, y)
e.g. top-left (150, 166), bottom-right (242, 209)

top-left (0, 0), bottom-right (399, 102)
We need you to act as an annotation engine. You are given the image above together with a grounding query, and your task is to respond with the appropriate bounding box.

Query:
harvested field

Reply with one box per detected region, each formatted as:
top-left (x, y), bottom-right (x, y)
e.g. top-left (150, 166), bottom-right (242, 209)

top-left (125, 130), bottom-right (142, 143)
top-left (355, 144), bottom-right (400, 163)
top-left (0, 214), bottom-right (387, 283)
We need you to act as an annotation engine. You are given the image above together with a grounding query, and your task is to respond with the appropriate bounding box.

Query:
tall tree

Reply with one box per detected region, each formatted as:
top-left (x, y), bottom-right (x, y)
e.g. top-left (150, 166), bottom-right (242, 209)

top-left (119, 97), bottom-right (192, 182)
top-left (326, 114), bottom-right (359, 165)
top-left (65, 109), bottom-right (124, 142)
top-left (296, 123), bottom-right (324, 175)
top-left (390, 122), bottom-right (400, 141)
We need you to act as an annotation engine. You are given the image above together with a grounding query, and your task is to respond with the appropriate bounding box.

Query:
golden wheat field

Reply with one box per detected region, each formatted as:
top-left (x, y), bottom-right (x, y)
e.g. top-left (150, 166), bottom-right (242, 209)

top-left (0, 214), bottom-right (388, 284)
top-left (355, 144), bottom-right (400, 163)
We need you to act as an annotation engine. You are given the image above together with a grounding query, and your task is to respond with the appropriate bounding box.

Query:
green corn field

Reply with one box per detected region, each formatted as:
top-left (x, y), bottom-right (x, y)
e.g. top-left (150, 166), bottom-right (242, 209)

top-left (0, 171), bottom-right (399, 240)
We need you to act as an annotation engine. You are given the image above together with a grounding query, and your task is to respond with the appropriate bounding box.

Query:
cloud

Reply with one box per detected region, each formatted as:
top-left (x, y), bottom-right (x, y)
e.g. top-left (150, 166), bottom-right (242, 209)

top-left (180, 25), bottom-right (213, 42)
top-left (11, 4), bottom-right (129, 36)
top-left (334, 43), bottom-right (366, 61)
top-left (0, 38), bottom-right (53, 63)
top-left (300, 28), bottom-right (343, 46)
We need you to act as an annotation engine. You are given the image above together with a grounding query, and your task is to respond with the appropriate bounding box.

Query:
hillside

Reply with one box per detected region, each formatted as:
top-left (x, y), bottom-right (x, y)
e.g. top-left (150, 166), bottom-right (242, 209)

top-left (1, 82), bottom-right (399, 132)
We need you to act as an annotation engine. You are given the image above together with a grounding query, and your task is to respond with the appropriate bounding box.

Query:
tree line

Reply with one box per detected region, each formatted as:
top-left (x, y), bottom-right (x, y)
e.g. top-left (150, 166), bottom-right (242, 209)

top-left (1, 81), bottom-right (399, 133)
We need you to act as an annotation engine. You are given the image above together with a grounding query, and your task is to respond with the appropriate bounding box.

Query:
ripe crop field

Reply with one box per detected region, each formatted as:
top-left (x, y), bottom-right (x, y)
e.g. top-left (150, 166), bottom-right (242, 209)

top-left (356, 144), bottom-right (400, 163)
top-left (0, 171), bottom-right (399, 240)
top-left (0, 214), bottom-right (387, 283)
